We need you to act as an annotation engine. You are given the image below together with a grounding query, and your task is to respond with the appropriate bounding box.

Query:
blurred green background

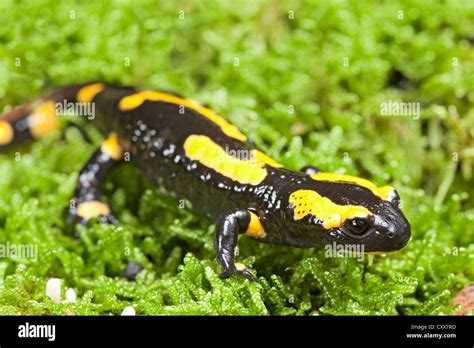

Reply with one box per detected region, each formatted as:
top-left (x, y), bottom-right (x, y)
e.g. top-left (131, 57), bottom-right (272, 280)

top-left (0, 0), bottom-right (473, 315)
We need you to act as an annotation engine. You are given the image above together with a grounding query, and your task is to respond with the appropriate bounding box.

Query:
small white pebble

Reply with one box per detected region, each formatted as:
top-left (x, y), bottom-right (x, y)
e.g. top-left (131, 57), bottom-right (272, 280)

top-left (65, 288), bottom-right (77, 303)
top-left (46, 278), bottom-right (61, 304)
top-left (121, 306), bottom-right (136, 316)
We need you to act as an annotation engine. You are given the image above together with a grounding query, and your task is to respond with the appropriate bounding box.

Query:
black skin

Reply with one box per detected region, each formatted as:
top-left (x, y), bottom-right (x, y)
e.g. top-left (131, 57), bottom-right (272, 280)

top-left (0, 83), bottom-right (412, 281)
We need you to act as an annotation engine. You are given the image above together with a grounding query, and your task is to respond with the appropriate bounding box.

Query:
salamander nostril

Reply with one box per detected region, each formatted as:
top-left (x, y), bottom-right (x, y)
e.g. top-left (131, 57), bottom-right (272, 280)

top-left (387, 231), bottom-right (395, 239)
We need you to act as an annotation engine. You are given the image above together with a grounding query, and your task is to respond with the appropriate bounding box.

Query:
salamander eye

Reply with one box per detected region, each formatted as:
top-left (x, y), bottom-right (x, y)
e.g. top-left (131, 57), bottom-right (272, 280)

top-left (345, 218), bottom-right (369, 235)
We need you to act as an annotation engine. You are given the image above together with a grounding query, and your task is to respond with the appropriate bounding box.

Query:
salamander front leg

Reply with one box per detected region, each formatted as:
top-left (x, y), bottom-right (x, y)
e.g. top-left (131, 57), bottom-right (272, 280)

top-left (68, 133), bottom-right (123, 225)
top-left (300, 165), bottom-right (321, 175)
top-left (215, 208), bottom-right (257, 281)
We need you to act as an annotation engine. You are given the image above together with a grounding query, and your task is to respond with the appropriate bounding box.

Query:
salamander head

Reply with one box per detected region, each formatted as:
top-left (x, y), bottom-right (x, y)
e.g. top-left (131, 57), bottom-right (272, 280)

top-left (286, 172), bottom-right (411, 252)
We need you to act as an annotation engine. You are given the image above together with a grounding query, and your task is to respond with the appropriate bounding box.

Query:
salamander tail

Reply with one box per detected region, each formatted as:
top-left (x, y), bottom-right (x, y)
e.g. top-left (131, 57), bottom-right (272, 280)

top-left (0, 82), bottom-right (99, 152)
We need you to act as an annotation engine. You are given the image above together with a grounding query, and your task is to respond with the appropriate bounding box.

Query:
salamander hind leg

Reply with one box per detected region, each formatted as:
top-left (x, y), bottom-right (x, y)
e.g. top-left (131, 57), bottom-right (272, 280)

top-left (68, 132), bottom-right (123, 225)
top-left (214, 208), bottom-right (260, 281)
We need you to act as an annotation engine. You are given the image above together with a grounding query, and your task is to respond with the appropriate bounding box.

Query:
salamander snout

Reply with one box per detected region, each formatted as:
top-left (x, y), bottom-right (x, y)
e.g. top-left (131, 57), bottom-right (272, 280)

top-left (360, 201), bottom-right (412, 252)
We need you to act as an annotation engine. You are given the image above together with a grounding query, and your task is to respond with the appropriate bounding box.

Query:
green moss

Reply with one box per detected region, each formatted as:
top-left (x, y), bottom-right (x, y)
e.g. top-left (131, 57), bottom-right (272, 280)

top-left (0, 0), bottom-right (473, 315)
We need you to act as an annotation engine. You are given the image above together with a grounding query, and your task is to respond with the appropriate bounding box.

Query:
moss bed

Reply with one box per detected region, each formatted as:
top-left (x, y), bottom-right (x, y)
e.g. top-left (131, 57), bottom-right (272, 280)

top-left (0, 0), bottom-right (473, 315)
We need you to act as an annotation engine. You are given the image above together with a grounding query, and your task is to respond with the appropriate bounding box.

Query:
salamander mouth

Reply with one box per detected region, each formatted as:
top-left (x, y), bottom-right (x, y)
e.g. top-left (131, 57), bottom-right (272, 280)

top-left (326, 222), bottom-right (411, 253)
top-left (353, 227), bottom-right (411, 253)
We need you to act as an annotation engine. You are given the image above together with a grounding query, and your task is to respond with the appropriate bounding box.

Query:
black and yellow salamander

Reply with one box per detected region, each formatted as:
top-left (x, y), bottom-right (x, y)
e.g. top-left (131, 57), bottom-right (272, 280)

top-left (0, 82), bottom-right (411, 280)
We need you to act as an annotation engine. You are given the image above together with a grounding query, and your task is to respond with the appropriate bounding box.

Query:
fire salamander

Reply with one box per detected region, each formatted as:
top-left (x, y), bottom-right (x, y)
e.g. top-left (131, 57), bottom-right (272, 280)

top-left (0, 82), bottom-right (411, 280)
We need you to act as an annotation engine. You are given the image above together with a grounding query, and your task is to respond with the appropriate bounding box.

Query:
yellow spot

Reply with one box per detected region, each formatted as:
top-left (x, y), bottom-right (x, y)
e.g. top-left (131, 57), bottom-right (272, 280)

top-left (289, 190), bottom-right (370, 229)
top-left (310, 172), bottom-right (394, 200)
top-left (77, 83), bottom-right (105, 103)
top-left (255, 151), bottom-right (283, 169)
top-left (101, 132), bottom-right (122, 160)
top-left (0, 121), bottom-right (14, 145)
top-left (119, 91), bottom-right (247, 141)
top-left (183, 135), bottom-right (282, 185)
top-left (29, 101), bottom-right (59, 139)
top-left (77, 200), bottom-right (110, 220)
top-left (235, 263), bottom-right (246, 271)
top-left (245, 211), bottom-right (266, 238)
